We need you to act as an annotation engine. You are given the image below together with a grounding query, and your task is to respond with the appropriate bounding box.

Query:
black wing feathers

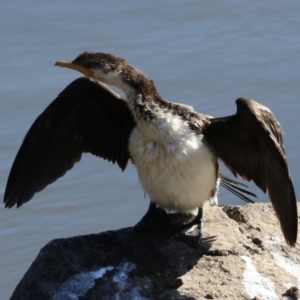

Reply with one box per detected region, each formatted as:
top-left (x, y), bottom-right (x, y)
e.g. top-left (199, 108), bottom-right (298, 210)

top-left (204, 98), bottom-right (297, 246)
top-left (4, 77), bottom-right (135, 208)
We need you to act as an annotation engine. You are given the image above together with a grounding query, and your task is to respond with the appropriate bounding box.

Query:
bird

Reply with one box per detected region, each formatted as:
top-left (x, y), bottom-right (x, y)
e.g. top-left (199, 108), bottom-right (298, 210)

top-left (3, 52), bottom-right (297, 247)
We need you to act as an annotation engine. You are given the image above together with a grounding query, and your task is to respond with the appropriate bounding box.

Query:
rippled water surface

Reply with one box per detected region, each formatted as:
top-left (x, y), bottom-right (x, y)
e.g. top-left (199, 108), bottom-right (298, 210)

top-left (1, 1), bottom-right (300, 298)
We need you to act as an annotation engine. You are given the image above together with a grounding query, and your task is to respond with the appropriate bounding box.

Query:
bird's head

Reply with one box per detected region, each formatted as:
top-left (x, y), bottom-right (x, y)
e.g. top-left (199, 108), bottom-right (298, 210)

top-left (55, 51), bottom-right (159, 100)
top-left (55, 52), bottom-right (138, 95)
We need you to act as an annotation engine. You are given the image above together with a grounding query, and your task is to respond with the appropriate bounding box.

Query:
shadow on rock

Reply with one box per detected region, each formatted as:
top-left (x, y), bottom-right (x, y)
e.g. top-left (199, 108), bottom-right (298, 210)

top-left (11, 227), bottom-right (208, 300)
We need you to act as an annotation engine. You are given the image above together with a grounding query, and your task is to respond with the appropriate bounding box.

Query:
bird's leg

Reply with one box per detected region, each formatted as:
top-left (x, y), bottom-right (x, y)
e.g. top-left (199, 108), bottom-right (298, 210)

top-left (174, 208), bottom-right (203, 247)
top-left (134, 202), bottom-right (203, 247)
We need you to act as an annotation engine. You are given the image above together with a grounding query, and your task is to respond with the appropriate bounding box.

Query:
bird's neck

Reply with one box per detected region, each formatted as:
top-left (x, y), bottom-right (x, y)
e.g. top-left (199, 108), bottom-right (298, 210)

top-left (104, 65), bottom-right (165, 123)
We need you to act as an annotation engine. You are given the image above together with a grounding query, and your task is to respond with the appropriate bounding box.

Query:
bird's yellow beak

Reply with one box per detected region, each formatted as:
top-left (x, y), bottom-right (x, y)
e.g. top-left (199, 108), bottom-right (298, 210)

top-left (55, 61), bottom-right (94, 77)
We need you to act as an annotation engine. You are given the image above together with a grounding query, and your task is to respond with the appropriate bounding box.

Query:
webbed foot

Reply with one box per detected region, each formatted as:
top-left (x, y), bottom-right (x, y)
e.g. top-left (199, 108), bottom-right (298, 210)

top-left (134, 203), bottom-right (203, 247)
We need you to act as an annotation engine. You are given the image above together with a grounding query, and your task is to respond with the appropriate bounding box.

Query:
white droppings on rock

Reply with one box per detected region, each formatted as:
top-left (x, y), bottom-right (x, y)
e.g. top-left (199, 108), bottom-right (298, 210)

top-left (113, 262), bottom-right (135, 289)
top-left (113, 262), bottom-right (147, 300)
top-left (266, 235), bottom-right (282, 245)
top-left (51, 261), bottom-right (147, 300)
top-left (284, 282), bottom-right (294, 290)
top-left (52, 266), bottom-right (114, 300)
top-left (241, 256), bottom-right (278, 300)
top-left (272, 251), bottom-right (300, 288)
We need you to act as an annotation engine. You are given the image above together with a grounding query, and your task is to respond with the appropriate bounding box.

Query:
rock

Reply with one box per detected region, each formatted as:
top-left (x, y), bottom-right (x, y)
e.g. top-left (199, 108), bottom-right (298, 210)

top-left (284, 286), bottom-right (299, 300)
top-left (10, 203), bottom-right (300, 300)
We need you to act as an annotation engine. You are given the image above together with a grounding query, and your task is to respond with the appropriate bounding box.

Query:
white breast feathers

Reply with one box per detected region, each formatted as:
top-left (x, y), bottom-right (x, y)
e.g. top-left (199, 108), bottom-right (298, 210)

top-left (129, 112), bottom-right (218, 212)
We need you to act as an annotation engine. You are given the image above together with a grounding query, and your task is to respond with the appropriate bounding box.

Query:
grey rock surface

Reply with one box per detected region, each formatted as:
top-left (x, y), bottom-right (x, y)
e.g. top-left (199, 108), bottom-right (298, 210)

top-left (10, 203), bottom-right (300, 300)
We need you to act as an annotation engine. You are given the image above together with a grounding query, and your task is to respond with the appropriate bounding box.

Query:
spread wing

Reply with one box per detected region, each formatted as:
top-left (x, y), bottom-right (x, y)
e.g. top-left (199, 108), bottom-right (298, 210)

top-left (204, 98), bottom-right (297, 247)
top-left (4, 77), bottom-right (135, 208)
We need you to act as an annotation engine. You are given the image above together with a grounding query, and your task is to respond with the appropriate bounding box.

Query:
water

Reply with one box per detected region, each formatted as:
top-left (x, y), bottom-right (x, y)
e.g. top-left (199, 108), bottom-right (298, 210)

top-left (1, 1), bottom-right (300, 298)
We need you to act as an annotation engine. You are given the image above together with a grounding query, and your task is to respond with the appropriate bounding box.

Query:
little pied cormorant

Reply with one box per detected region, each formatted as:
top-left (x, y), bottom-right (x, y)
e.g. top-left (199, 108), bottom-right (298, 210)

top-left (4, 52), bottom-right (298, 247)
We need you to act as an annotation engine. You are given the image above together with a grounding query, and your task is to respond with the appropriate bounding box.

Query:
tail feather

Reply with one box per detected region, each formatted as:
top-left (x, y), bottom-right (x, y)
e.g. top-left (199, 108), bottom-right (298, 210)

top-left (220, 175), bottom-right (257, 203)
